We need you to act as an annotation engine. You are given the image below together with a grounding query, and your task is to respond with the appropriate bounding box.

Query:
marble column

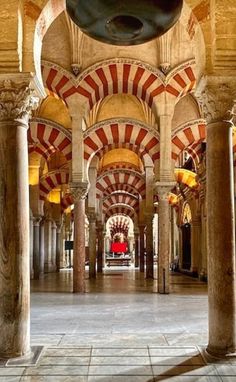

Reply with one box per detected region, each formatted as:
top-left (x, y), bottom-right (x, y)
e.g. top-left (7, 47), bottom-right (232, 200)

top-left (191, 216), bottom-right (201, 277)
top-left (139, 225), bottom-right (145, 272)
top-left (134, 232), bottom-right (139, 268)
top-left (0, 75), bottom-right (39, 358)
top-left (44, 218), bottom-right (53, 273)
top-left (146, 215), bottom-right (154, 278)
top-left (157, 185), bottom-right (173, 294)
top-left (51, 220), bottom-right (57, 271)
top-left (33, 216), bottom-right (41, 279)
top-left (56, 224), bottom-right (61, 272)
top-left (30, 213), bottom-right (34, 279)
top-left (71, 183), bottom-right (88, 293)
top-left (97, 224), bottom-right (103, 273)
top-left (206, 121), bottom-right (236, 356)
top-left (89, 212), bottom-right (97, 279)
top-left (39, 219), bottom-right (45, 276)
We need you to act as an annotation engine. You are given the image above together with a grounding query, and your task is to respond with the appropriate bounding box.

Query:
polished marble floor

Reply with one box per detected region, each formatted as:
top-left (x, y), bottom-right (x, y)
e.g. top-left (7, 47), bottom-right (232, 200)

top-left (1, 267), bottom-right (235, 381)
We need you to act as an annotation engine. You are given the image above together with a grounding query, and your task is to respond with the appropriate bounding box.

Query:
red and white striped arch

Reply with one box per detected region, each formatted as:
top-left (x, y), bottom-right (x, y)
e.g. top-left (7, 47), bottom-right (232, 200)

top-left (39, 170), bottom-right (69, 200)
top-left (98, 183), bottom-right (145, 199)
top-left (103, 193), bottom-right (139, 213)
top-left (61, 194), bottom-right (74, 211)
top-left (29, 119), bottom-right (72, 161)
top-left (171, 119), bottom-right (206, 162)
top-left (42, 59), bottom-right (196, 112)
top-left (84, 119), bottom-right (159, 169)
top-left (105, 205), bottom-right (135, 220)
top-left (166, 60), bottom-right (196, 99)
top-left (96, 170), bottom-right (145, 198)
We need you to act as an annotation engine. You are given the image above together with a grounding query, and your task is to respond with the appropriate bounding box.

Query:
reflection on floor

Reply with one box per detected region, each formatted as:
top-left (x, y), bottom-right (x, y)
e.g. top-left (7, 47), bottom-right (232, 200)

top-left (1, 268), bottom-right (234, 381)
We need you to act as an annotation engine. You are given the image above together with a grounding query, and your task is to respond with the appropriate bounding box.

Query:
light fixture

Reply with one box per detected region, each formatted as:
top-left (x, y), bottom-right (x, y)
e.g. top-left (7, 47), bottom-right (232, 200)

top-left (66, 0), bottom-right (183, 46)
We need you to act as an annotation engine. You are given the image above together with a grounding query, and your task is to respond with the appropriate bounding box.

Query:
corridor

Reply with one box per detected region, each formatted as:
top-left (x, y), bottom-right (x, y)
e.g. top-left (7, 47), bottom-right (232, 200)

top-left (2, 270), bottom-right (233, 381)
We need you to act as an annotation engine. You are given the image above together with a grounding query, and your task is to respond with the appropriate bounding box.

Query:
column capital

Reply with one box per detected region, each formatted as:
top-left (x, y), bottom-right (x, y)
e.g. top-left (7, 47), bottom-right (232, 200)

top-left (70, 181), bottom-right (89, 201)
top-left (195, 76), bottom-right (236, 124)
top-left (155, 181), bottom-right (176, 200)
top-left (33, 216), bottom-right (42, 227)
top-left (0, 73), bottom-right (42, 125)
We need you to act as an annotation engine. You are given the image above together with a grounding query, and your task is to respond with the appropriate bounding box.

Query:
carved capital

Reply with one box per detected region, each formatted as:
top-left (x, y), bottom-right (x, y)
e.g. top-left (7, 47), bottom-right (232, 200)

top-left (155, 181), bottom-right (176, 201)
top-left (0, 74), bottom-right (41, 124)
top-left (195, 76), bottom-right (236, 124)
top-left (70, 181), bottom-right (88, 201)
top-left (33, 216), bottom-right (42, 226)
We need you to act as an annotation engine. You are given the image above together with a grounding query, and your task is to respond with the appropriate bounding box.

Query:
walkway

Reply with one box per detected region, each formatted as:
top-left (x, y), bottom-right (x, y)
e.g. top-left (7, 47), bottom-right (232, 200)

top-left (0, 269), bottom-right (234, 381)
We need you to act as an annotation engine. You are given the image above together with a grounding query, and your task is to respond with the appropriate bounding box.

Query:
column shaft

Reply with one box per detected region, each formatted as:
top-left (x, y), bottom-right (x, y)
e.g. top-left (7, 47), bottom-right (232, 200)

top-left (146, 218), bottom-right (154, 278)
top-left (39, 221), bottom-right (45, 276)
top-left (97, 228), bottom-right (103, 273)
top-left (158, 194), bottom-right (170, 293)
top-left (0, 121), bottom-right (30, 357)
top-left (89, 217), bottom-right (97, 279)
top-left (139, 226), bottom-right (145, 272)
top-left (73, 199), bottom-right (86, 292)
top-left (134, 234), bottom-right (139, 268)
top-left (207, 121), bottom-right (236, 356)
top-left (33, 218), bottom-right (41, 279)
top-left (56, 227), bottom-right (61, 272)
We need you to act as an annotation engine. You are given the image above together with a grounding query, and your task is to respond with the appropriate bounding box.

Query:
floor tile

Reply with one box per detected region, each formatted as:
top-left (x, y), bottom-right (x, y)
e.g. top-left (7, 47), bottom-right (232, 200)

top-left (0, 378), bottom-right (21, 382)
top-left (90, 356), bottom-right (150, 366)
top-left (151, 355), bottom-right (205, 366)
top-left (153, 377), bottom-right (222, 382)
top-left (43, 348), bottom-right (91, 357)
top-left (20, 377), bottom-right (88, 382)
top-left (149, 347), bottom-right (199, 357)
top-left (23, 366), bottom-right (89, 376)
top-left (92, 348), bottom-right (149, 357)
top-left (0, 368), bottom-right (25, 376)
top-left (88, 365), bottom-right (153, 376)
top-left (152, 365), bottom-right (218, 376)
top-left (88, 377), bottom-right (154, 382)
top-left (39, 357), bottom-right (90, 366)
top-left (215, 364), bottom-right (236, 375)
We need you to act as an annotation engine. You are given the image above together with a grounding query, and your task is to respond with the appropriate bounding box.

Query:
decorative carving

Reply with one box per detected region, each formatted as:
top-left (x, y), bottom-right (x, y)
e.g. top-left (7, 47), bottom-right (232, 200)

top-left (70, 181), bottom-right (89, 201)
top-left (195, 76), bottom-right (236, 123)
top-left (0, 79), bottom-right (39, 123)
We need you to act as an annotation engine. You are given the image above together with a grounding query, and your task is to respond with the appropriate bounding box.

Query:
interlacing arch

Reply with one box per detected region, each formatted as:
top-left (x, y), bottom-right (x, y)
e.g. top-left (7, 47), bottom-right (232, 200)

top-left (39, 169), bottom-right (69, 200)
top-left (41, 59), bottom-right (196, 112)
top-left (97, 183), bottom-right (145, 199)
top-left (28, 118), bottom-right (72, 161)
top-left (84, 118), bottom-right (159, 171)
top-left (171, 119), bottom-right (206, 163)
top-left (96, 169), bottom-right (146, 198)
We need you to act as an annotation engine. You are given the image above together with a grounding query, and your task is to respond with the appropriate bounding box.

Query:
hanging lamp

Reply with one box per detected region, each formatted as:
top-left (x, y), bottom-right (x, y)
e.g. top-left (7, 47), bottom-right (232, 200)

top-left (66, 0), bottom-right (183, 46)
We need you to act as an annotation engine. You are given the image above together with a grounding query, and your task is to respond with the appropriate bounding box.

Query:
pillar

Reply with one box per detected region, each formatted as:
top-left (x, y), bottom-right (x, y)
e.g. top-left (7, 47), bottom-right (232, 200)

top-left (44, 218), bottom-right (53, 272)
top-left (0, 75), bottom-right (39, 358)
top-left (97, 224), bottom-right (103, 273)
top-left (139, 225), bottom-right (145, 272)
top-left (206, 121), bottom-right (236, 356)
top-left (56, 224), bottom-right (61, 272)
top-left (146, 215), bottom-right (154, 278)
top-left (33, 216), bottom-right (41, 279)
top-left (51, 220), bottom-right (57, 271)
top-left (157, 186), bottom-right (173, 294)
top-left (71, 183), bottom-right (88, 293)
top-left (30, 213), bottom-right (34, 279)
top-left (191, 216), bottom-right (201, 277)
top-left (134, 231), bottom-right (139, 268)
top-left (88, 212), bottom-right (97, 279)
top-left (39, 219), bottom-right (45, 276)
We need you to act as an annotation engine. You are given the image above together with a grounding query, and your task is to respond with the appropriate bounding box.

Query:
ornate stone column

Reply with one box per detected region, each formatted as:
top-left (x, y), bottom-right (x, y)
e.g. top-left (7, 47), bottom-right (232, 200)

top-left (56, 223), bottom-right (62, 272)
top-left (190, 216), bottom-right (201, 277)
top-left (206, 120), bottom-right (236, 356)
top-left (70, 182), bottom-right (88, 293)
top-left (145, 215), bottom-right (154, 278)
top-left (0, 75), bottom-right (40, 358)
top-left (139, 225), bottom-right (145, 272)
top-left (97, 223), bottom-right (104, 273)
top-left (39, 218), bottom-right (45, 276)
top-left (88, 211), bottom-right (97, 279)
top-left (44, 218), bottom-right (53, 273)
top-left (51, 220), bottom-right (57, 271)
top-left (134, 230), bottom-right (139, 268)
top-left (30, 212), bottom-right (34, 279)
top-left (33, 216), bottom-right (42, 279)
top-left (156, 184), bottom-right (174, 294)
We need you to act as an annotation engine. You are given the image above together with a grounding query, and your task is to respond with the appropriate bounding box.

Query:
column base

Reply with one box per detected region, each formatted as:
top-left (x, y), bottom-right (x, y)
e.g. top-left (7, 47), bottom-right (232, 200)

top-left (44, 263), bottom-right (56, 273)
top-left (205, 345), bottom-right (236, 359)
